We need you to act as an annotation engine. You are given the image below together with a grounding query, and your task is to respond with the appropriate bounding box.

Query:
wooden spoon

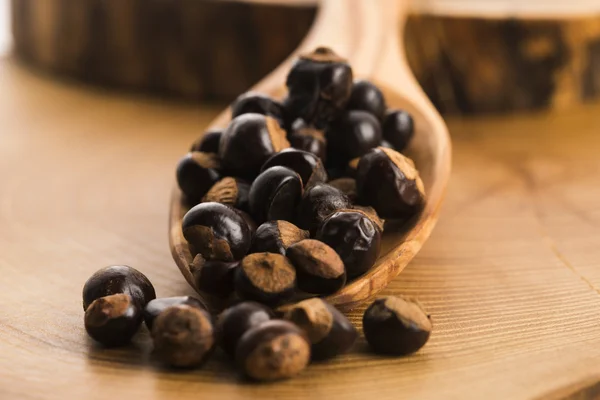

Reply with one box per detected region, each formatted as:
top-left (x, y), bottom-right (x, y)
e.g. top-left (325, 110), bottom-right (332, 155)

top-left (169, 0), bottom-right (451, 312)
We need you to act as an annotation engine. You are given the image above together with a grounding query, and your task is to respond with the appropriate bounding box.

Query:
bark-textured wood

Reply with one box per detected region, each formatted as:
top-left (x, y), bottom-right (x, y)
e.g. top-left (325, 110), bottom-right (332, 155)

top-left (405, 16), bottom-right (600, 114)
top-left (10, 0), bottom-right (316, 101)
top-left (3, 52), bottom-right (600, 399)
top-left (12, 0), bottom-right (600, 113)
top-left (169, 0), bottom-right (451, 312)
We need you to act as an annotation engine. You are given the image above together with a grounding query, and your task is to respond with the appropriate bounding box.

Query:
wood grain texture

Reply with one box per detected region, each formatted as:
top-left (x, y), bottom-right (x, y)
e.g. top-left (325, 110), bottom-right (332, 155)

top-left (168, 0), bottom-right (451, 311)
top-left (410, 0), bottom-right (600, 18)
top-left (12, 0), bottom-right (600, 115)
top-left (12, 0), bottom-right (600, 114)
top-left (405, 16), bottom-right (600, 114)
top-left (10, 0), bottom-right (315, 101)
top-left (3, 54), bottom-right (600, 399)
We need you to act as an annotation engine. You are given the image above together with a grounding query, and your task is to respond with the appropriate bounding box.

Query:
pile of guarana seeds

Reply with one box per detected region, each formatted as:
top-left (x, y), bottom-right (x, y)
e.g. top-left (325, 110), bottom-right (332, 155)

top-left (82, 47), bottom-right (432, 382)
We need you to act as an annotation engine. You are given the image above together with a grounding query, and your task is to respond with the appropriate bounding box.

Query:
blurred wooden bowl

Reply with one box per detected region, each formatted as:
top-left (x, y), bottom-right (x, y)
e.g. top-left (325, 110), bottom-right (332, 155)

top-left (406, 1), bottom-right (600, 114)
top-left (12, 0), bottom-right (600, 113)
top-left (11, 0), bottom-right (316, 101)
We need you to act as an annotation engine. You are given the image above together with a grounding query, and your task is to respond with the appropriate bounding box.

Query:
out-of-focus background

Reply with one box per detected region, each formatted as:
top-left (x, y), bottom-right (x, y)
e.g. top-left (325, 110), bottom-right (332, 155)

top-left (7, 0), bottom-right (600, 115)
top-left (0, 0), bottom-right (9, 55)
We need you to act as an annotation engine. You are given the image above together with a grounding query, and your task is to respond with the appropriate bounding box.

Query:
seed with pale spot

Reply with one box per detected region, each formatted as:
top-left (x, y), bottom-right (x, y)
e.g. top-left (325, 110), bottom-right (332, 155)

top-left (236, 320), bottom-right (310, 381)
top-left (286, 239), bottom-right (346, 295)
top-left (84, 293), bottom-right (143, 347)
top-left (278, 298), bottom-right (357, 360)
top-left (234, 253), bottom-right (296, 306)
top-left (356, 146), bottom-right (425, 220)
top-left (363, 295), bottom-right (432, 356)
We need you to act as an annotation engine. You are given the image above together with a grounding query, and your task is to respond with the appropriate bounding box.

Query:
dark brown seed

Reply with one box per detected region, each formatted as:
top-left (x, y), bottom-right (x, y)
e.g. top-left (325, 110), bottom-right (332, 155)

top-left (176, 152), bottom-right (221, 204)
top-left (249, 166), bottom-right (303, 224)
top-left (278, 298), bottom-right (357, 360)
top-left (382, 109), bottom-right (414, 152)
top-left (249, 220), bottom-right (309, 255)
top-left (346, 80), bottom-right (387, 121)
top-left (356, 147), bottom-right (425, 219)
top-left (296, 183), bottom-right (350, 234)
top-left (190, 129), bottom-right (222, 153)
top-left (234, 253), bottom-right (296, 306)
top-left (236, 209), bottom-right (258, 235)
top-left (328, 178), bottom-right (357, 203)
top-left (84, 294), bottom-right (143, 347)
top-left (363, 296), bottom-right (431, 356)
top-left (261, 149), bottom-right (327, 188)
top-left (288, 125), bottom-right (327, 163)
top-left (202, 177), bottom-right (250, 212)
top-left (216, 301), bottom-right (274, 357)
top-left (285, 47), bottom-right (353, 128)
top-left (82, 265), bottom-right (156, 311)
top-left (235, 320), bottom-right (310, 381)
top-left (326, 110), bottom-right (382, 162)
top-left (231, 92), bottom-right (286, 127)
top-left (152, 305), bottom-right (215, 368)
top-left (316, 209), bottom-right (382, 279)
top-left (143, 296), bottom-right (207, 330)
top-left (286, 239), bottom-right (346, 295)
top-left (351, 205), bottom-right (385, 232)
top-left (325, 165), bottom-right (347, 181)
top-left (190, 254), bottom-right (239, 297)
top-left (182, 202), bottom-right (252, 261)
top-left (345, 157), bottom-right (361, 178)
top-left (219, 114), bottom-right (290, 180)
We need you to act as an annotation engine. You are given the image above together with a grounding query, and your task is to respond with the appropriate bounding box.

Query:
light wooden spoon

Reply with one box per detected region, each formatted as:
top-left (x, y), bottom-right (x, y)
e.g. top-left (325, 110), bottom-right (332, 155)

top-left (169, 0), bottom-right (451, 312)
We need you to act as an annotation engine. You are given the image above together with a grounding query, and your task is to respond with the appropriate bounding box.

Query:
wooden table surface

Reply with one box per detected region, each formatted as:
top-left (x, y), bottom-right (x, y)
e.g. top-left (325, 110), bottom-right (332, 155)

top-left (2, 56), bottom-right (600, 400)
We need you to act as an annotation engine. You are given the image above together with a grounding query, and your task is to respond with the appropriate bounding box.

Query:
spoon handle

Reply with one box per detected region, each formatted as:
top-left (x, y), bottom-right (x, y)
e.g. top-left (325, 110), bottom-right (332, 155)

top-left (170, 0), bottom-right (453, 310)
top-left (252, 0), bottom-right (430, 106)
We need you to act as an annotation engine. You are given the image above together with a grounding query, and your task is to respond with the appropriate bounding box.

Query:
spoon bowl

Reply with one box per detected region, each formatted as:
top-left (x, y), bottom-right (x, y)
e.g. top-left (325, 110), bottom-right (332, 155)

top-left (169, 0), bottom-right (451, 312)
